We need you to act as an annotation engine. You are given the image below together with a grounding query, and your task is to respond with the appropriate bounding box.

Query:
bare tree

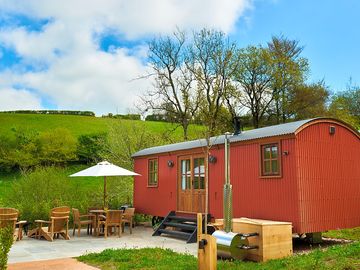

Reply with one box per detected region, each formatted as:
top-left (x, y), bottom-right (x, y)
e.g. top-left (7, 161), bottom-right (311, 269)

top-left (187, 29), bottom-right (240, 231)
top-left (188, 29), bottom-right (240, 136)
top-left (142, 30), bottom-right (200, 140)
top-left (234, 45), bottom-right (274, 128)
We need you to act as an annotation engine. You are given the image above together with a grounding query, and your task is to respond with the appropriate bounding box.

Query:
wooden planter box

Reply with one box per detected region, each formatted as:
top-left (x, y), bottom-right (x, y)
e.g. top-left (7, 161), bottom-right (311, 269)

top-left (214, 218), bottom-right (293, 262)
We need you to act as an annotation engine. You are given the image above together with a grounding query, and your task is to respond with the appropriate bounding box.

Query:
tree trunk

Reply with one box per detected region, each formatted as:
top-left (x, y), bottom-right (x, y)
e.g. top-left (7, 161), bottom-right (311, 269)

top-left (182, 120), bottom-right (189, 141)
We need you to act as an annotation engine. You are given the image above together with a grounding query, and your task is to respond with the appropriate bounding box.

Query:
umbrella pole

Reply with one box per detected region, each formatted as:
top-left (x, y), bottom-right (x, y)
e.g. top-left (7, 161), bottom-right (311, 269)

top-left (104, 176), bottom-right (107, 209)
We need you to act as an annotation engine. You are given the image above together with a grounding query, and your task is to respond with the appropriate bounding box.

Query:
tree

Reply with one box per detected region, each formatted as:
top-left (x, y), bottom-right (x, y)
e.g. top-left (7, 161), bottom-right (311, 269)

top-left (287, 81), bottom-right (329, 120)
top-left (328, 84), bottom-right (360, 128)
top-left (101, 120), bottom-right (164, 170)
top-left (38, 128), bottom-right (77, 165)
top-left (77, 133), bottom-right (107, 164)
top-left (234, 45), bottom-right (274, 128)
top-left (142, 30), bottom-right (200, 140)
top-left (188, 29), bottom-right (240, 136)
top-left (267, 35), bottom-right (309, 123)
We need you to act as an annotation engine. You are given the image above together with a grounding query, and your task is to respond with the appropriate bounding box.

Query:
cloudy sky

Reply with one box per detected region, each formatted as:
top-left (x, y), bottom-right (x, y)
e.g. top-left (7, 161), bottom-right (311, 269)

top-left (0, 0), bottom-right (359, 115)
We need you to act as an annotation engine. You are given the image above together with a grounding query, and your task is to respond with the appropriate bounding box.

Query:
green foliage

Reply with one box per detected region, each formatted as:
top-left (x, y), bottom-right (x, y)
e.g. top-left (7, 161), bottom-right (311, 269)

top-left (0, 226), bottom-right (14, 270)
top-left (328, 86), bottom-right (360, 129)
top-left (3, 167), bottom-right (75, 222)
top-left (0, 128), bottom-right (39, 170)
top-left (1, 166), bottom-right (137, 221)
top-left (113, 114), bottom-right (141, 120)
top-left (267, 35), bottom-right (309, 123)
top-left (78, 242), bottom-right (360, 270)
top-left (287, 81), bottom-right (329, 120)
top-left (0, 127), bottom-right (77, 170)
top-left (234, 45), bottom-right (274, 128)
top-left (101, 120), bottom-right (166, 170)
top-left (38, 128), bottom-right (77, 165)
top-left (0, 110), bottom-right (95, 116)
top-left (77, 133), bottom-right (107, 163)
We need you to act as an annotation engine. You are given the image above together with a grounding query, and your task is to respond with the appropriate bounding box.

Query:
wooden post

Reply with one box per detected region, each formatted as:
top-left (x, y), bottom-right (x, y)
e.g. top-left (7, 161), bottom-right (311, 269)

top-left (198, 213), bottom-right (217, 270)
top-left (104, 176), bottom-right (107, 209)
top-left (197, 213), bottom-right (203, 242)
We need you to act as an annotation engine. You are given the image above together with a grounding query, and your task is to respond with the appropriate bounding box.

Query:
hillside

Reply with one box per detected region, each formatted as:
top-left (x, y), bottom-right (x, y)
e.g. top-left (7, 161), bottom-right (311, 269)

top-left (0, 113), bottom-right (199, 139)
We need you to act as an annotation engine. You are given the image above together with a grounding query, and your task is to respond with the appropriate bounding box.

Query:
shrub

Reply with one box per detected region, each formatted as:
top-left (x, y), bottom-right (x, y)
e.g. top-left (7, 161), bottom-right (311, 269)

top-left (3, 166), bottom-right (134, 223)
top-left (0, 127), bottom-right (78, 170)
top-left (4, 167), bottom-right (77, 222)
top-left (38, 128), bottom-right (77, 165)
top-left (0, 226), bottom-right (14, 270)
top-left (77, 133), bottom-right (107, 164)
top-left (0, 128), bottom-right (39, 171)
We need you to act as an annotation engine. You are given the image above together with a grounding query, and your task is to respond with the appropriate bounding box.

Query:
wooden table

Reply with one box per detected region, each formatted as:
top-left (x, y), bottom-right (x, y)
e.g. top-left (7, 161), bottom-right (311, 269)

top-left (89, 209), bottom-right (106, 236)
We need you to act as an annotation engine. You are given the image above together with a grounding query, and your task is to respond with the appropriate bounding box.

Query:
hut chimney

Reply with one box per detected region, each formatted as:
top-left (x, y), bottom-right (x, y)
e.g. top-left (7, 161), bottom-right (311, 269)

top-left (223, 132), bottom-right (233, 232)
top-left (233, 117), bottom-right (242, 135)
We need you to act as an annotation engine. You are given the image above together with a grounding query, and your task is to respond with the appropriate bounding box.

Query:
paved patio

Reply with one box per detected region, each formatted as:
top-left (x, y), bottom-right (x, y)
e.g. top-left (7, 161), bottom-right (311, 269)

top-left (8, 258), bottom-right (99, 270)
top-left (8, 226), bottom-right (197, 264)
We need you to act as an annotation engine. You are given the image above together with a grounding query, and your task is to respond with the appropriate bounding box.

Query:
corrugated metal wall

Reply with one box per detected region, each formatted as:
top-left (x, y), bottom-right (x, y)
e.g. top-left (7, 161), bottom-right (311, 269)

top-left (208, 139), bottom-right (301, 231)
top-left (134, 155), bottom-right (177, 217)
top-left (296, 122), bottom-right (360, 233)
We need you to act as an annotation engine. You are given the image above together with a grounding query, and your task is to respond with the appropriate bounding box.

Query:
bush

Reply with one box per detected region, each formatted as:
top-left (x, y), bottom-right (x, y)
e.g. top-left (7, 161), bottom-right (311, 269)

top-left (77, 133), bottom-right (107, 164)
top-left (0, 226), bottom-right (14, 270)
top-left (38, 128), bottom-right (77, 165)
top-left (4, 167), bottom-right (74, 222)
top-left (3, 167), bottom-right (134, 223)
top-left (0, 128), bottom-right (77, 171)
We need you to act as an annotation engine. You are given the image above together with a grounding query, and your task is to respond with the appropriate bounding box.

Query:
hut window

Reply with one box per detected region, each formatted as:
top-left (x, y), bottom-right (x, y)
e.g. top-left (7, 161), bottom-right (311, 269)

top-left (180, 159), bottom-right (191, 190)
top-left (193, 157), bottom-right (205, 189)
top-left (261, 143), bottom-right (280, 176)
top-left (148, 159), bottom-right (158, 187)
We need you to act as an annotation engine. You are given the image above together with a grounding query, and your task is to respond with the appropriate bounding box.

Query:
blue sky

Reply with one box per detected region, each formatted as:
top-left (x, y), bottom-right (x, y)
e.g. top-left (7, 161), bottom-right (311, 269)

top-left (0, 0), bottom-right (358, 114)
top-left (231, 0), bottom-right (360, 92)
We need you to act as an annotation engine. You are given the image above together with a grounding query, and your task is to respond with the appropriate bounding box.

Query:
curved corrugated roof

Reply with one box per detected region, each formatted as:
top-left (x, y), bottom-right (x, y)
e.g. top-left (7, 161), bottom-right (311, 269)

top-left (132, 118), bottom-right (315, 158)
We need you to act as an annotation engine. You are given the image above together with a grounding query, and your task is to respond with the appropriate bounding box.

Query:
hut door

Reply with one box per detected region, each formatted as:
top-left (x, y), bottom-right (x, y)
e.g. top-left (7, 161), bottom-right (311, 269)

top-left (177, 156), bottom-right (206, 213)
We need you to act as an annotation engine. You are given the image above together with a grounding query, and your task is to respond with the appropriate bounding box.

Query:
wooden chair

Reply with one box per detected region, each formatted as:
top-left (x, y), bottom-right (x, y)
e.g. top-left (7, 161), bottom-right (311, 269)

top-left (28, 206), bottom-right (70, 241)
top-left (72, 208), bottom-right (95, 237)
top-left (97, 210), bottom-right (122, 238)
top-left (0, 208), bottom-right (26, 241)
top-left (122, 208), bottom-right (135, 234)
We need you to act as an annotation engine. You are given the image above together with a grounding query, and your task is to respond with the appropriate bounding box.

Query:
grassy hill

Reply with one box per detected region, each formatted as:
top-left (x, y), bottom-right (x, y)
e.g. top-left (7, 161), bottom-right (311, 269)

top-left (0, 113), bottom-right (203, 204)
top-left (0, 113), bottom-right (197, 139)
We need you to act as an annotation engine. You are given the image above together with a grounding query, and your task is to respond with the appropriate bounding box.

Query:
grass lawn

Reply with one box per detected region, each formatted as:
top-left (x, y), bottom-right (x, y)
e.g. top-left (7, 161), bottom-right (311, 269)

top-left (323, 227), bottom-right (360, 241)
top-left (78, 241), bottom-right (360, 270)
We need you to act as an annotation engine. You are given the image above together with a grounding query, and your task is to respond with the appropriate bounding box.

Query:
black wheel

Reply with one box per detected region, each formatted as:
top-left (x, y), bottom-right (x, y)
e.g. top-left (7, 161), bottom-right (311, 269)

top-left (151, 216), bottom-right (164, 228)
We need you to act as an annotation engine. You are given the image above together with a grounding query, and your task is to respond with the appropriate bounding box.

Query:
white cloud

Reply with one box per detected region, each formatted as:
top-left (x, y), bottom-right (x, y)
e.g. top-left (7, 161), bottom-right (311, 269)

top-left (0, 88), bottom-right (42, 111)
top-left (0, 0), bottom-right (252, 114)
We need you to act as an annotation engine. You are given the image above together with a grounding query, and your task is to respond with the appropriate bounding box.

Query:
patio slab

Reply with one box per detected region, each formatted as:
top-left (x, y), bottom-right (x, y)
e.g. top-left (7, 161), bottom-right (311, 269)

top-left (8, 258), bottom-right (99, 270)
top-left (8, 226), bottom-right (197, 264)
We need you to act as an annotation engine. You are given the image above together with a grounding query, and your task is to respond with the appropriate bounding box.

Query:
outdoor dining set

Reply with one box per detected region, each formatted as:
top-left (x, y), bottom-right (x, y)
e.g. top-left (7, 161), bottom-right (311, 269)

top-left (0, 161), bottom-right (139, 242)
top-left (0, 206), bottom-right (135, 242)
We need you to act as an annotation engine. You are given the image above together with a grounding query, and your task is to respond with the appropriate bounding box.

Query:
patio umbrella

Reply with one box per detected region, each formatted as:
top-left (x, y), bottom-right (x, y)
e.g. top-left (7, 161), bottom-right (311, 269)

top-left (70, 161), bottom-right (140, 209)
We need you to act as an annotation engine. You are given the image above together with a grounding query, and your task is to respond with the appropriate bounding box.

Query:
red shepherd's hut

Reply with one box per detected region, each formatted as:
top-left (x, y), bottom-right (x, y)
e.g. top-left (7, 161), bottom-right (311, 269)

top-left (132, 118), bottom-right (360, 234)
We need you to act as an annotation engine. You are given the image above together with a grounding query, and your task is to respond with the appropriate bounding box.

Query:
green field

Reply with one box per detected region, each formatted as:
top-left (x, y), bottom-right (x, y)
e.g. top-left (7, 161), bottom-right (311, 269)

top-left (0, 113), bottom-right (196, 138)
top-left (0, 113), bottom-right (203, 208)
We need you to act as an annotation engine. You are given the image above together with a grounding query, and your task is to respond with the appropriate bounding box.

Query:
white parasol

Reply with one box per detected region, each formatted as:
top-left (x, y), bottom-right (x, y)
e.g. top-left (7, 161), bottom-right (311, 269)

top-left (70, 161), bottom-right (140, 208)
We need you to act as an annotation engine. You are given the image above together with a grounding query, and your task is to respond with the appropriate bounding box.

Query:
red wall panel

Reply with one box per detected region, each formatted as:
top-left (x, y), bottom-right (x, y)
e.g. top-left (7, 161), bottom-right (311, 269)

top-left (296, 122), bottom-right (360, 233)
top-left (134, 155), bottom-right (177, 217)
